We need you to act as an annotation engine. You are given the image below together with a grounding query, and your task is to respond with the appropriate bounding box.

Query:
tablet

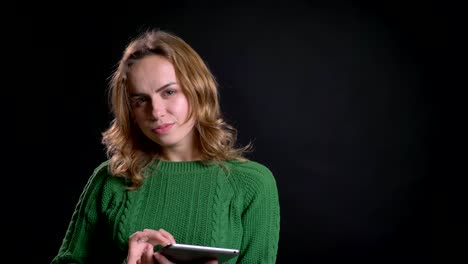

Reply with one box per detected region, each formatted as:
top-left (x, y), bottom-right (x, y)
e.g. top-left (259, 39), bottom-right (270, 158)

top-left (159, 243), bottom-right (240, 263)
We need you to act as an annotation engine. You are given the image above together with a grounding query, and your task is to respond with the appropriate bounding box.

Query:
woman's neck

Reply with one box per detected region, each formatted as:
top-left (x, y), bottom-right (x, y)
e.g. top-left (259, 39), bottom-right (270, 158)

top-left (160, 145), bottom-right (201, 161)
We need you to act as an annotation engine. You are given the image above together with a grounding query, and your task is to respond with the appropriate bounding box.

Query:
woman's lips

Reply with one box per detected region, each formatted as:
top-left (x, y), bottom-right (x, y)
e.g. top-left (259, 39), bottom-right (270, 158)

top-left (152, 124), bottom-right (174, 134)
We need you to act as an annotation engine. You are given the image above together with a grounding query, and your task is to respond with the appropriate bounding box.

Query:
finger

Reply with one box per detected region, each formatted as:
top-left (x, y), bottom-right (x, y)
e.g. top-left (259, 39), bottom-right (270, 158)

top-left (127, 244), bottom-right (145, 263)
top-left (129, 231), bottom-right (150, 244)
top-left (142, 243), bottom-right (154, 264)
top-left (204, 259), bottom-right (218, 264)
top-left (155, 229), bottom-right (176, 244)
top-left (127, 244), bottom-right (144, 264)
top-left (127, 232), bottom-right (151, 264)
top-left (142, 228), bottom-right (176, 245)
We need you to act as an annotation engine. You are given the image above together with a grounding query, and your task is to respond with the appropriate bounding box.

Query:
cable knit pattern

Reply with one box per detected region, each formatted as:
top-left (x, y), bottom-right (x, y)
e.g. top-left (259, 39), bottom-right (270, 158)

top-left (51, 160), bottom-right (280, 264)
top-left (210, 169), bottom-right (222, 248)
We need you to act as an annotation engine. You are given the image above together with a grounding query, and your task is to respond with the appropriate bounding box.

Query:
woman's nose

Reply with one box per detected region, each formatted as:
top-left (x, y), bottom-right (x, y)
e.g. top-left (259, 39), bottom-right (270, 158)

top-left (151, 100), bottom-right (166, 120)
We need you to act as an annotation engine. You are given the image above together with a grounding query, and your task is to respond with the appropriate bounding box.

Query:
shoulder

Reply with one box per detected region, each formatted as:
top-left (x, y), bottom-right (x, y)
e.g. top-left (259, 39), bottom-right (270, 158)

top-left (227, 160), bottom-right (274, 178)
top-left (92, 160), bottom-right (111, 176)
top-left (225, 160), bottom-right (278, 194)
top-left (89, 160), bottom-right (112, 183)
top-left (73, 160), bottom-right (128, 213)
top-left (84, 160), bottom-right (127, 193)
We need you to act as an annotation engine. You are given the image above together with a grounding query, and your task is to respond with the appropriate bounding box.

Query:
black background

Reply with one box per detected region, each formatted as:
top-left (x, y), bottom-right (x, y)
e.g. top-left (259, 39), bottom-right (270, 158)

top-left (7, 0), bottom-right (450, 263)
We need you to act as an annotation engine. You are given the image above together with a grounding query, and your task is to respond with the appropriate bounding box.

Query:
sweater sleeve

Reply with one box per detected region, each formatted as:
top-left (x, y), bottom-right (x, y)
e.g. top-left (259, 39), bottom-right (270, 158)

top-left (236, 162), bottom-right (280, 264)
top-left (50, 161), bottom-right (121, 264)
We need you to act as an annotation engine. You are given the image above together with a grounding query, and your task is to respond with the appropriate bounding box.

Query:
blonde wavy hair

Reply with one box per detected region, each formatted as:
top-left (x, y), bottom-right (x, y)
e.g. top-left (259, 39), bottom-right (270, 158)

top-left (101, 29), bottom-right (251, 188)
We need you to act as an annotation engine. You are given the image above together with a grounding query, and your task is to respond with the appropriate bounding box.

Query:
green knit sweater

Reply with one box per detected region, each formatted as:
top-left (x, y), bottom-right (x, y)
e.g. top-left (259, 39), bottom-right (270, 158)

top-left (51, 160), bottom-right (280, 263)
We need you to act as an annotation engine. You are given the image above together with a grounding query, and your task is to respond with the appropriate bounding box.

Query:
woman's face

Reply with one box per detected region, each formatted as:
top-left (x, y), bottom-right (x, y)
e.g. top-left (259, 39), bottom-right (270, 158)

top-left (127, 54), bottom-right (197, 158)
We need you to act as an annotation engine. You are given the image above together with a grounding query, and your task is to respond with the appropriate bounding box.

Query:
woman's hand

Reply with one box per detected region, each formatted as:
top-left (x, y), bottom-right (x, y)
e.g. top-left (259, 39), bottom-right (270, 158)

top-left (126, 228), bottom-right (218, 264)
top-left (126, 228), bottom-right (176, 264)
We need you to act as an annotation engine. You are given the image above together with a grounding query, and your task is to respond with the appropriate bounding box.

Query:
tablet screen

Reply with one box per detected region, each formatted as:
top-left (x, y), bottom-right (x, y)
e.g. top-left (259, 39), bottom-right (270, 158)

top-left (159, 243), bottom-right (240, 263)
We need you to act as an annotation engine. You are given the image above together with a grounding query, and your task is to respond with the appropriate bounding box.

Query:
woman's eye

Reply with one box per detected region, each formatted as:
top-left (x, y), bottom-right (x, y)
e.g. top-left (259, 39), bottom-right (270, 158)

top-left (132, 97), bottom-right (147, 105)
top-left (164, 89), bottom-right (176, 96)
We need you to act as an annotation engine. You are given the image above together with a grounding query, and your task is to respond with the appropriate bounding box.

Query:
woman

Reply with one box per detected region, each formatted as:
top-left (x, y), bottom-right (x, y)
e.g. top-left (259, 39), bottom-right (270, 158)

top-left (51, 29), bottom-right (280, 264)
